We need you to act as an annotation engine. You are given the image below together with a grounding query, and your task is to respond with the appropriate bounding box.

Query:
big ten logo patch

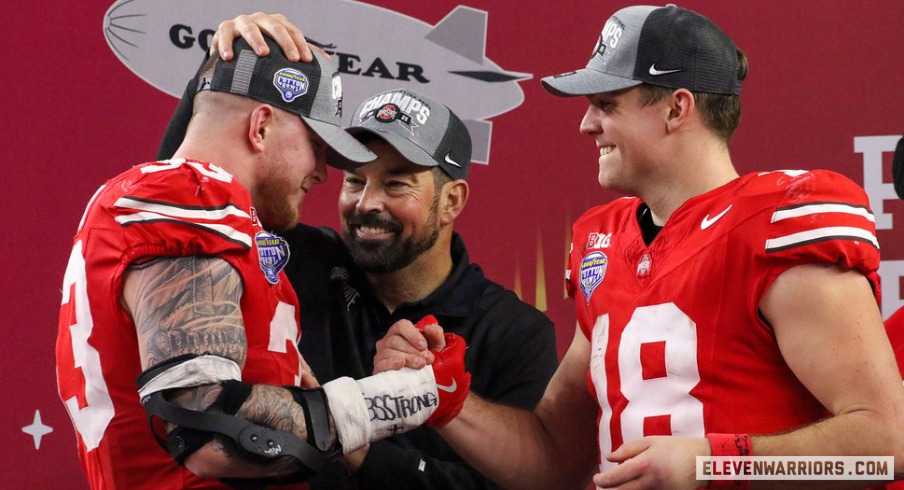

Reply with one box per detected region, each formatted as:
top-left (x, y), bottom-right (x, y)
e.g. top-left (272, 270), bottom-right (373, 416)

top-left (587, 232), bottom-right (612, 249)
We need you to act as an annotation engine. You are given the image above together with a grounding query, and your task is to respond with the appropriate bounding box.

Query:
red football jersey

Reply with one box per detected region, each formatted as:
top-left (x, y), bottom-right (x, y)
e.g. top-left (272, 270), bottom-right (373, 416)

top-left (55, 160), bottom-right (304, 489)
top-left (566, 170), bottom-right (881, 470)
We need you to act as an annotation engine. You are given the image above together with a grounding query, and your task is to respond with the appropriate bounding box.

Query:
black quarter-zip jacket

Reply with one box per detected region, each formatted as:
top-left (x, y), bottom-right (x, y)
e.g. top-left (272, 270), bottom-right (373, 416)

top-left (282, 224), bottom-right (558, 490)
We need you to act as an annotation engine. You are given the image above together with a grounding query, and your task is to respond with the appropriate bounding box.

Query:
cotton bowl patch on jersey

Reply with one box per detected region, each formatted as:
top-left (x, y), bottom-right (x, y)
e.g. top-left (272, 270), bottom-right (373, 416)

top-left (580, 251), bottom-right (608, 304)
top-left (273, 68), bottom-right (309, 103)
top-left (255, 231), bottom-right (290, 284)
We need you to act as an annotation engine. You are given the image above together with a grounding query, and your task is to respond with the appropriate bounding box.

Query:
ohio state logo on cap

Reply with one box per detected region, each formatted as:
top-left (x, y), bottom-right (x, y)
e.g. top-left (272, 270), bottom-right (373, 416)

top-left (373, 103), bottom-right (412, 125)
top-left (376, 104), bottom-right (398, 121)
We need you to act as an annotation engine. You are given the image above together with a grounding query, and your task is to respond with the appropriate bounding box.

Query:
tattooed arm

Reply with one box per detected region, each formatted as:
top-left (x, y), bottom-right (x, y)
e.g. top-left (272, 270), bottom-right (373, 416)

top-left (122, 255), bottom-right (471, 480)
top-left (122, 255), bottom-right (311, 479)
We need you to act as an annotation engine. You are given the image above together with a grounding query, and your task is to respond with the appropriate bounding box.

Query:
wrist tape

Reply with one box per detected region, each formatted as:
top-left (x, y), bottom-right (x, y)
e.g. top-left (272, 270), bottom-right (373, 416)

top-left (322, 367), bottom-right (438, 454)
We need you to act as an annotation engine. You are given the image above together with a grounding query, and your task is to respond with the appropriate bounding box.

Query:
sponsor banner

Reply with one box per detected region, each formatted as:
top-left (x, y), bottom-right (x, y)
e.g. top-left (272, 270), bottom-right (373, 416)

top-left (103, 0), bottom-right (532, 164)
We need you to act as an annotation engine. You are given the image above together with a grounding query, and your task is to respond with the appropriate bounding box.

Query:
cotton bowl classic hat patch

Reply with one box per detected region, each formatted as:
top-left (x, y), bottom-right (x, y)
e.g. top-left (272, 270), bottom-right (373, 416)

top-left (327, 89), bottom-right (472, 180)
top-left (541, 4), bottom-right (742, 97)
top-left (199, 37), bottom-right (375, 165)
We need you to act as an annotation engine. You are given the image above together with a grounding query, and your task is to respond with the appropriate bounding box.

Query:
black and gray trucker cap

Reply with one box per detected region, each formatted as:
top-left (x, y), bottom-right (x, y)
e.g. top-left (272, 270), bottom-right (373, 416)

top-left (199, 37), bottom-right (375, 165)
top-left (541, 4), bottom-right (743, 97)
top-left (329, 89), bottom-right (472, 180)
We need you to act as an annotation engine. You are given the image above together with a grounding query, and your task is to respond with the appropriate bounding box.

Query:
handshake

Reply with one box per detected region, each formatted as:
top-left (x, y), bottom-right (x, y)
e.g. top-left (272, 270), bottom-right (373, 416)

top-left (370, 315), bottom-right (471, 428)
top-left (323, 315), bottom-right (471, 453)
top-left (411, 315), bottom-right (471, 427)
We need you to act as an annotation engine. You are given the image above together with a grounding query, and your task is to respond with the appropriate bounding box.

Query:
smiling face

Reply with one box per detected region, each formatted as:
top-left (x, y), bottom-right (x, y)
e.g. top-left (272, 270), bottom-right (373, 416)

top-left (338, 140), bottom-right (442, 273)
top-left (579, 86), bottom-right (668, 195)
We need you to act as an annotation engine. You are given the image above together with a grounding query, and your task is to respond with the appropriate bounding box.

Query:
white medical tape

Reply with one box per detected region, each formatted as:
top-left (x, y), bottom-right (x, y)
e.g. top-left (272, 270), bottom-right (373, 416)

top-left (137, 355), bottom-right (242, 398)
top-left (322, 367), bottom-right (438, 454)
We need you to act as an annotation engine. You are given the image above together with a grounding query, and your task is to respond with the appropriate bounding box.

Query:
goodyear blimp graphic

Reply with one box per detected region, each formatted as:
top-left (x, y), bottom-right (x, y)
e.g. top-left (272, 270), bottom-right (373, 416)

top-left (103, 0), bottom-right (532, 165)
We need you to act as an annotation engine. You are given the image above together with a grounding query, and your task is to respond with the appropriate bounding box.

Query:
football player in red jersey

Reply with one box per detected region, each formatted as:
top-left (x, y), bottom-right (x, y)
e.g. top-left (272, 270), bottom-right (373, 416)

top-left (55, 34), bottom-right (471, 489)
top-left (220, 8), bottom-right (904, 489)
top-left (367, 6), bottom-right (904, 490)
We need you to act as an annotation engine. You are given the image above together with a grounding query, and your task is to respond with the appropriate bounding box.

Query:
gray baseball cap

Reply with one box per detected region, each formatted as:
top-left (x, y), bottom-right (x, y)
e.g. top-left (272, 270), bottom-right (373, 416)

top-left (327, 89), bottom-right (472, 180)
top-left (198, 37), bottom-right (375, 165)
top-left (541, 4), bottom-right (743, 97)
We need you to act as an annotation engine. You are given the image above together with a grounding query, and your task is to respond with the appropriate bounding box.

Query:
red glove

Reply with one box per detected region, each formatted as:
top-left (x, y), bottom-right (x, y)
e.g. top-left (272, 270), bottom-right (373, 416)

top-left (414, 315), bottom-right (471, 427)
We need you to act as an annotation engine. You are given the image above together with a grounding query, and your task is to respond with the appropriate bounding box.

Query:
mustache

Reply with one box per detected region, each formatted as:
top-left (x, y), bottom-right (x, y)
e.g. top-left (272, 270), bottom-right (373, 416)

top-left (346, 213), bottom-right (403, 233)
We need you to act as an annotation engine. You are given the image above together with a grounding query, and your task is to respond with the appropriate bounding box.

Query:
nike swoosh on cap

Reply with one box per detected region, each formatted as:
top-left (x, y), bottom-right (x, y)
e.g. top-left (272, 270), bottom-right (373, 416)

top-left (648, 64), bottom-right (682, 76)
top-left (444, 153), bottom-right (462, 168)
top-left (437, 379), bottom-right (457, 392)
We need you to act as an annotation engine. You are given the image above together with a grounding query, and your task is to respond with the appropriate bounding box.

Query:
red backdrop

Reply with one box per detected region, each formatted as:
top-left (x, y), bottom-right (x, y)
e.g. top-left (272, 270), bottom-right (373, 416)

top-left (3, 1), bottom-right (903, 487)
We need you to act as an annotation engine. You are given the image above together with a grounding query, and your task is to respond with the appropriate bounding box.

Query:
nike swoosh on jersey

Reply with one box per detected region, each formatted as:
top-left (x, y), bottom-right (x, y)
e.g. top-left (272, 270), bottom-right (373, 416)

top-left (648, 64), bottom-right (682, 76)
top-left (437, 379), bottom-right (458, 393)
top-left (701, 205), bottom-right (733, 230)
top-left (444, 153), bottom-right (462, 168)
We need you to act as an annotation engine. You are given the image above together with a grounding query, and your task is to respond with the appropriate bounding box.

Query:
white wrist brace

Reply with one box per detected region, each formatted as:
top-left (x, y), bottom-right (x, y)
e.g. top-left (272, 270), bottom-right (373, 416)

top-left (321, 367), bottom-right (438, 454)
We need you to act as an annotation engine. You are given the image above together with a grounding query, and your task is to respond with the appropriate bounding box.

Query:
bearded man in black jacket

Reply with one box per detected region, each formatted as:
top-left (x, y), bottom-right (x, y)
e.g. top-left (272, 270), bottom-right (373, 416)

top-left (157, 25), bottom-right (558, 488)
top-left (285, 87), bottom-right (558, 489)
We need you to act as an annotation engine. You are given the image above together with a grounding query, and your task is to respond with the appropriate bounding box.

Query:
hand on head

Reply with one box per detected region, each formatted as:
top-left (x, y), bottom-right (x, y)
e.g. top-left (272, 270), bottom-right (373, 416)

top-left (211, 12), bottom-right (329, 62)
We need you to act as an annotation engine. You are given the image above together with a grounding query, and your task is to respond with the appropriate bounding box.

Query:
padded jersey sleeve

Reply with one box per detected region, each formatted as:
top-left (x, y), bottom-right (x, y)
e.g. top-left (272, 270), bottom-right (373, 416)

top-left (108, 160), bottom-right (256, 265)
top-left (756, 169), bottom-right (881, 301)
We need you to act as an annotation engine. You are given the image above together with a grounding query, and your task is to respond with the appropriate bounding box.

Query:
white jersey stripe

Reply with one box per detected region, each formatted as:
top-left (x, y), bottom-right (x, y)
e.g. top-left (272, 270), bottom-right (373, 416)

top-left (771, 203), bottom-right (874, 223)
top-left (115, 211), bottom-right (252, 247)
top-left (114, 197), bottom-right (251, 221)
top-left (77, 185), bottom-right (106, 233)
top-left (765, 226), bottom-right (879, 252)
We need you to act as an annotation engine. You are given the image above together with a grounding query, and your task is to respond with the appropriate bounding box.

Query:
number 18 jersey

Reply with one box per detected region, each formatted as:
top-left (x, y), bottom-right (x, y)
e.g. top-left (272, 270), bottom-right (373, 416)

top-left (566, 170), bottom-right (880, 468)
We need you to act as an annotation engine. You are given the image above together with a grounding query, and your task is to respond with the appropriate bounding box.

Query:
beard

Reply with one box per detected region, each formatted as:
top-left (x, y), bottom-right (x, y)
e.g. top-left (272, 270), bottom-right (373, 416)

top-left (252, 169), bottom-right (301, 232)
top-left (342, 209), bottom-right (440, 274)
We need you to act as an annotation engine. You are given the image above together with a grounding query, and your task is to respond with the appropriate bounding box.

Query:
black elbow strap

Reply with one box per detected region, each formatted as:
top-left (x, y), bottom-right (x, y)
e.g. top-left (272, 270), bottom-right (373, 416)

top-left (140, 385), bottom-right (340, 474)
top-left (285, 386), bottom-right (335, 453)
top-left (163, 380), bottom-right (252, 465)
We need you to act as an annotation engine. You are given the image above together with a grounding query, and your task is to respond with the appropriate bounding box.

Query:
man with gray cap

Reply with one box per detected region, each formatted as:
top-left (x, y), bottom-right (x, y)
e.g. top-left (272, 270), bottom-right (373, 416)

top-left (56, 36), bottom-right (472, 489)
top-left (286, 88), bottom-right (558, 489)
top-left (159, 75), bottom-right (558, 487)
top-left (367, 4), bottom-right (904, 489)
